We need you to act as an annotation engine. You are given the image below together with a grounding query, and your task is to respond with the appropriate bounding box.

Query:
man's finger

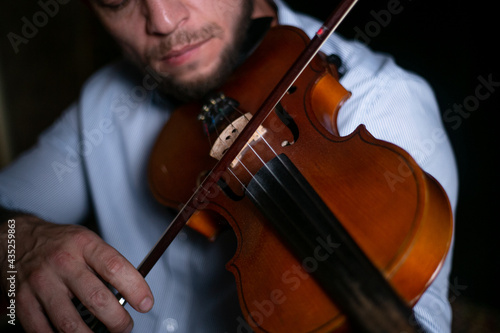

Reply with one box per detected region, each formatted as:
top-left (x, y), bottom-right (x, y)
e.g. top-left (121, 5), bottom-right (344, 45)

top-left (65, 266), bottom-right (134, 332)
top-left (83, 240), bottom-right (154, 313)
top-left (17, 286), bottom-right (54, 333)
top-left (28, 270), bottom-right (93, 333)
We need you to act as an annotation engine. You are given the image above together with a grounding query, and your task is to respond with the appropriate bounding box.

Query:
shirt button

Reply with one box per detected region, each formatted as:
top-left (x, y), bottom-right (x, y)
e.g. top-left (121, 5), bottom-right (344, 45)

top-left (162, 318), bottom-right (179, 332)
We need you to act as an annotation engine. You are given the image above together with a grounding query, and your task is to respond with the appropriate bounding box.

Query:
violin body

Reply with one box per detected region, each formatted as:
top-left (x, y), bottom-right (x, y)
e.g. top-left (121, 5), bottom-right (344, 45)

top-left (148, 26), bottom-right (453, 332)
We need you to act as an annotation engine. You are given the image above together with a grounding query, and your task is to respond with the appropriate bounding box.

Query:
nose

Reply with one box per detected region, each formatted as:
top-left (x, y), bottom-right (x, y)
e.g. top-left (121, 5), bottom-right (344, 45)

top-left (143, 0), bottom-right (189, 35)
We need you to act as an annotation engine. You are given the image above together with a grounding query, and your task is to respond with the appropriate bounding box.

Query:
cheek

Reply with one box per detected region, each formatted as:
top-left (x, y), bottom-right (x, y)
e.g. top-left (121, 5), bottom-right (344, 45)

top-left (212, 0), bottom-right (246, 17)
top-left (108, 21), bottom-right (148, 63)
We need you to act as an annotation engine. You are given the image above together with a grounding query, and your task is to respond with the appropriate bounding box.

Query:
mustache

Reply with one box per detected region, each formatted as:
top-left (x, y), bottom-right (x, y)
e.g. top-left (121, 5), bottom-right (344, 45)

top-left (147, 23), bottom-right (224, 60)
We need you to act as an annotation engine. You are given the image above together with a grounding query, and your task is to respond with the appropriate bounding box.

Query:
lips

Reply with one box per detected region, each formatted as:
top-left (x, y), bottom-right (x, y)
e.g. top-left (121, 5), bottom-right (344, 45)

top-left (160, 38), bottom-right (212, 66)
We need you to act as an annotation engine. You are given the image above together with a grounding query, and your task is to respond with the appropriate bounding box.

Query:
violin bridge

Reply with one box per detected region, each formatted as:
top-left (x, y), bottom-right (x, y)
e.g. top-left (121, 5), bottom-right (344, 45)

top-left (209, 113), bottom-right (267, 168)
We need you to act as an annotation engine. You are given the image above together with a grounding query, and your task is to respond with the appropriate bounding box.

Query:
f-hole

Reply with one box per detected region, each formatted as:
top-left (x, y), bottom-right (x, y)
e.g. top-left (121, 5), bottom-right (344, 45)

top-left (274, 102), bottom-right (299, 146)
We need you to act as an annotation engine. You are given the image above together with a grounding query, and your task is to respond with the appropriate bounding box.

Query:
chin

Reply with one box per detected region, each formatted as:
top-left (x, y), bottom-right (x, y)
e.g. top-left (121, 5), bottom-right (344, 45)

top-left (158, 71), bottom-right (226, 102)
top-left (155, 55), bottom-right (237, 102)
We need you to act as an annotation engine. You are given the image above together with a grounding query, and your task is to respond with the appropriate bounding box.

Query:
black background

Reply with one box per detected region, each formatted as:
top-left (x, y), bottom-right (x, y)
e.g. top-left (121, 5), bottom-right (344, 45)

top-left (0, 0), bottom-right (499, 331)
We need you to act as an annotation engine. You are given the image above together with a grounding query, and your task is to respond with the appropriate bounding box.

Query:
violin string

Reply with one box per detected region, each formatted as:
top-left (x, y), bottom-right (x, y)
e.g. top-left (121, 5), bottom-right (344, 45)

top-left (205, 124), bottom-right (213, 150)
top-left (231, 104), bottom-right (246, 117)
top-left (225, 164), bottom-right (246, 190)
top-left (234, 106), bottom-right (284, 189)
top-left (202, 102), bottom-right (291, 198)
top-left (219, 104), bottom-right (286, 194)
top-left (229, 135), bottom-right (286, 202)
top-left (255, 125), bottom-right (279, 157)
top-left (246, 143), bottom-right (267, 167)
top-left (224, 158), bottom-right (278, 214)
top-left (229, 157), bottom-right (252, 187)
top-left (225, 153), bottom-right (279, 206)
top-left (233, 106), bottom-right (309, 204)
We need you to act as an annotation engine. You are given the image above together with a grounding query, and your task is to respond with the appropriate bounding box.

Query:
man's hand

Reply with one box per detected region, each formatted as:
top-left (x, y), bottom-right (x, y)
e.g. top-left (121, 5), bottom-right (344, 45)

top-left (0, 215), bottom-right (154, 333)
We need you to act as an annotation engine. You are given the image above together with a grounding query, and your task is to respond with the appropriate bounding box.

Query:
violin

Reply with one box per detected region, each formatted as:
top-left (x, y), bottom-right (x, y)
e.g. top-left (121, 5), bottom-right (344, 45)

top-left (88, 0), bottom-right (454, 332)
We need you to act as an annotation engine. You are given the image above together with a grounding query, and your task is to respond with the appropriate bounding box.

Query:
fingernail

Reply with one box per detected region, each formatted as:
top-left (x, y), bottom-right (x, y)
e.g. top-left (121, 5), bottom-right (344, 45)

top-left (139, 296), bottom-right (153, 312)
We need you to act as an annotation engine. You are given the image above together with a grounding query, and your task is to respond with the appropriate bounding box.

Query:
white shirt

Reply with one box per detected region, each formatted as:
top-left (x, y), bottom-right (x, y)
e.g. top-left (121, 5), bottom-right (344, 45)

top-left (0, 1), bottom-right (458, 332)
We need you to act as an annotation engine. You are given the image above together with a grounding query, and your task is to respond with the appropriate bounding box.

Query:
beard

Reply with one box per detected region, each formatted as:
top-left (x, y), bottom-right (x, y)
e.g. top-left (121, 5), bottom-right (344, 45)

top-left (141, 2), bottom-right (254, 102)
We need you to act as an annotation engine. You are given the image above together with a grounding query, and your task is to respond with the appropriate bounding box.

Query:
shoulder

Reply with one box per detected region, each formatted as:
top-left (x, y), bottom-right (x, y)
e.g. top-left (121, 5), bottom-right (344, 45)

top-left (276, 1), bottom-right (440, 142)
top-left (274, 0), bottom-right (430, 100)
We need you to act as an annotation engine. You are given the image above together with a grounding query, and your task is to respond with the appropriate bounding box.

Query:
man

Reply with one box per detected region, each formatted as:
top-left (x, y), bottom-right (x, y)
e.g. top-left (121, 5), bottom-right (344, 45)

top-left (0, 0), bottom-right (458, 332)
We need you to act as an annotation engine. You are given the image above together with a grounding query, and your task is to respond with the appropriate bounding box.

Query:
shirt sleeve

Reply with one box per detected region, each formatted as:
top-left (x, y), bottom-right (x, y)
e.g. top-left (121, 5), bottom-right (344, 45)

top-left (0, 102), bottom-right (90, 225)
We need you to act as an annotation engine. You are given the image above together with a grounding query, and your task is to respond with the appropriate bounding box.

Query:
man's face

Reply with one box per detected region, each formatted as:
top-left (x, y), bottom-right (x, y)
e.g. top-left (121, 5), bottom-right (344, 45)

top-left (91, 0), bottom-right (255, 101)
